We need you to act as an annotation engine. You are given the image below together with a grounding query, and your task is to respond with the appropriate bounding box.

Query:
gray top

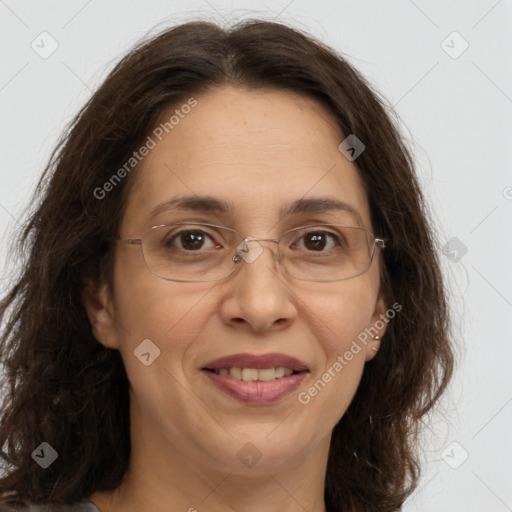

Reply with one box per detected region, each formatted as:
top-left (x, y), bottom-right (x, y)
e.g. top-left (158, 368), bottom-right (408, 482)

top-left (2, 500), bottom-right (100, 512)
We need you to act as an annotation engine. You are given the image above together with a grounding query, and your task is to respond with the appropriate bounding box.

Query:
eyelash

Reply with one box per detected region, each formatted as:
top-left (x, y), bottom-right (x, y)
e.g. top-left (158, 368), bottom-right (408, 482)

top-left (165, 228), bottom-right (343, 252)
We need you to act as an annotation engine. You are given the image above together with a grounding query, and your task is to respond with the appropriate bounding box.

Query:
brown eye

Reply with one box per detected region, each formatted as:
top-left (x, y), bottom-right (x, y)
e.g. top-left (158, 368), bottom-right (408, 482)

top-left (167, 230), bottom-right (216, 251)
top-left (294, 231), bottom-right (341, 252)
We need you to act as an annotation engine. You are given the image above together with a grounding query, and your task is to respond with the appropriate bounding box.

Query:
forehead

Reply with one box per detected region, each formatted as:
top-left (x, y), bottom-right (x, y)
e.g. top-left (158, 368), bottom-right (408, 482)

top-left (121, 86), bottom-right (372, 234)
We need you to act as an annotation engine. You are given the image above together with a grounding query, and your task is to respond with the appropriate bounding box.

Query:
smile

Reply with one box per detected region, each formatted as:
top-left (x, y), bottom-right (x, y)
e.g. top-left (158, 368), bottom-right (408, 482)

top-left (201, 352), bottom-right (310, 404)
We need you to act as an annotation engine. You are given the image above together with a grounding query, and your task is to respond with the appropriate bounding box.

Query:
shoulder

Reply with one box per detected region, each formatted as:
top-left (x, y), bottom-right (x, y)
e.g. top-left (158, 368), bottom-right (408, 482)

top-left (1, 500), bottom-right (100, 512)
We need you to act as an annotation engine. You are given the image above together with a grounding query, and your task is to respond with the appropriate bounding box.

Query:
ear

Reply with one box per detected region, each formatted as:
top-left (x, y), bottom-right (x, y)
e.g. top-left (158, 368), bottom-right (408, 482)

top-left (365, 294), bottom-right (389, 362)
top-left (81, 278), bottom-right (120, 350)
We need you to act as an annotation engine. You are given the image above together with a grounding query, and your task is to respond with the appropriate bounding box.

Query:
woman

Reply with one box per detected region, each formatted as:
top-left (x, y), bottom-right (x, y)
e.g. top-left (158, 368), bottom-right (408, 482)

top-left (0, 19), bottom-right (453, 512)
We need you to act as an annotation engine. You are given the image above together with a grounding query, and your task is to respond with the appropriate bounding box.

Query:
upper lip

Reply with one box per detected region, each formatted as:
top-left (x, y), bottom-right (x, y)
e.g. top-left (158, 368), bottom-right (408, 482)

top-left (202, 352), bottom-right (309, 372)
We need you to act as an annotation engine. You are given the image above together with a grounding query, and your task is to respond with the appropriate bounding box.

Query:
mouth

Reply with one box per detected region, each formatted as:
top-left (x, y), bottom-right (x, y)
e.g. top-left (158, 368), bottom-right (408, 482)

top-left (201, 353), bottom-right (310, 405)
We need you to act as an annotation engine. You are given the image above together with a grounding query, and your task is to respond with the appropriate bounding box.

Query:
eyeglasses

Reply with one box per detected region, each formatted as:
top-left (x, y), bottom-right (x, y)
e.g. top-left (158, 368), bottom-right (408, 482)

top-left (117, 222), bottom-right (386, 283)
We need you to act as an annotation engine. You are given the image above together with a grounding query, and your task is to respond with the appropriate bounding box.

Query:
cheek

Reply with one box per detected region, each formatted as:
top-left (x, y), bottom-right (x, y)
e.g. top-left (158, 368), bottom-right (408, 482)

top-left (293, 280), bottom-right (376, 422)
top-left (298, 350), bottom-right (365, 442)
top-left (302, 278), bottom-right (377, 352)
top-left (110, 275), bottom-right (219, 436)
top-left (111, 253), bottom-right (216, 377)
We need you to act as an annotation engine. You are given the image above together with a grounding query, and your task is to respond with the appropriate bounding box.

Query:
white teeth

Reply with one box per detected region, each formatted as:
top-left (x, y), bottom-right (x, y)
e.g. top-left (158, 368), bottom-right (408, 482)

top-left (241, 368), bottom-right (259, 381)
top-left (213, 367), bottom-right (296, 381)
top-left (230, 367), bottom-right (242, 379)
top-left (259, 368), bottom-right (278, 381)
top-left (275, 367), bottom-right (285, 378)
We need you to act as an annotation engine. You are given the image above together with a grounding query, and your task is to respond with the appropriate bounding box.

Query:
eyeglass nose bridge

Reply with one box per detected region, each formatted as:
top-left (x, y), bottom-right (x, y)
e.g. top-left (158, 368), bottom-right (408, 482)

top-left (233, 236), bottom-right (281, 265)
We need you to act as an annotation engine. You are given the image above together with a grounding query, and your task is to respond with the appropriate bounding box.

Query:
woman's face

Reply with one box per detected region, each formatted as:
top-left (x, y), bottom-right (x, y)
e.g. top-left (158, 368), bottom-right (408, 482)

top-left (85, 86), bottom-right (387, 474)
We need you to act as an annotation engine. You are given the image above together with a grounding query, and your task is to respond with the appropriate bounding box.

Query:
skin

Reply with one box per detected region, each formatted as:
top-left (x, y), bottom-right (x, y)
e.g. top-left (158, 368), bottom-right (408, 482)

top-left (84, 86), bottom-right (388, 512)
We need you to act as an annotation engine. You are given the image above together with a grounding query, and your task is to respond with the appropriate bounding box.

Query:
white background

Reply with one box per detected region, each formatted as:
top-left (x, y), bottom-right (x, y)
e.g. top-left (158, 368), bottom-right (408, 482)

top-left (1, 1), bottom-right (511, 510)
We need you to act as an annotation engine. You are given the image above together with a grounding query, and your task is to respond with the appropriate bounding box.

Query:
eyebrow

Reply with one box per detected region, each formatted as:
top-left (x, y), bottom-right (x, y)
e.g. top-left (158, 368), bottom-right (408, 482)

top-left (146, 195), bottom-right (364, 227)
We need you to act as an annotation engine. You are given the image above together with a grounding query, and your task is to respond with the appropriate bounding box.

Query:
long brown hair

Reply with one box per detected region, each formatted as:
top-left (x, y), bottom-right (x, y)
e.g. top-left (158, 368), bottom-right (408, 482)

top-left (0, 19), bottom-right (453, 511)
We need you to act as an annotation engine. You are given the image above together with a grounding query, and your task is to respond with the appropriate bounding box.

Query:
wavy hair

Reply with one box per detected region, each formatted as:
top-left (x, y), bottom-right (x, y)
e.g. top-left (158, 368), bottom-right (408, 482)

top-left (0, 19), bottom-right (454, 511)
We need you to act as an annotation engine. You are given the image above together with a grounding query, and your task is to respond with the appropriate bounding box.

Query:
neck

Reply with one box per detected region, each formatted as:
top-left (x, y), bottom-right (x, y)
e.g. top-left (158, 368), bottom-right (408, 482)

top-left (89, 396), bottom-right (330, 512)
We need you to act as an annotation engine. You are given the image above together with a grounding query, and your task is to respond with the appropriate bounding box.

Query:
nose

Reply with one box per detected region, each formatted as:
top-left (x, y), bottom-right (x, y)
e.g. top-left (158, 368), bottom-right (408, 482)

top-left (219, 239), bottom-right (297, 332)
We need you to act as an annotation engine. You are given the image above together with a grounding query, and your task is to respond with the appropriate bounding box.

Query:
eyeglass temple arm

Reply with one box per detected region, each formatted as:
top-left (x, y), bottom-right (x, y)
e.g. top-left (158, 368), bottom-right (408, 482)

top-left (116, 237), bottom-right (142, 245)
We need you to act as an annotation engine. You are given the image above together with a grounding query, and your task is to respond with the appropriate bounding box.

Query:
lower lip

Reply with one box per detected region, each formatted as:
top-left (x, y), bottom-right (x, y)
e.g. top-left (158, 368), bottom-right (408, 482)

top-left (202, 370), bottom-right (308, 405)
